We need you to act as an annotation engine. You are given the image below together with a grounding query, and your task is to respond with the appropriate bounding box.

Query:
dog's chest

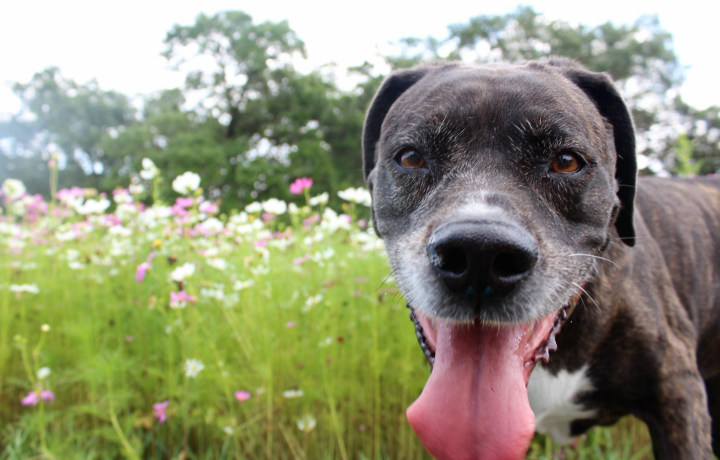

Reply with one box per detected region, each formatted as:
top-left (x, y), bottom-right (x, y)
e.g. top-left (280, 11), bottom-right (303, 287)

top-left (527, 364), bottom-right (597, 444)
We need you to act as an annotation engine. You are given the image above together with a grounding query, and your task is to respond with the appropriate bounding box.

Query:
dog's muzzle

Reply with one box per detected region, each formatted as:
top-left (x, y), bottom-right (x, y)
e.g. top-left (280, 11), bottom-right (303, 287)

top-left (427, 220), bottom-right (539, 300)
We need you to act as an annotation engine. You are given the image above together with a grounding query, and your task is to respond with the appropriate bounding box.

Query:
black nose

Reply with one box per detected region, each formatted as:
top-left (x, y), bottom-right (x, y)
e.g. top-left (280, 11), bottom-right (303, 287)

top-left (427, 220), bottom-right (538, 298)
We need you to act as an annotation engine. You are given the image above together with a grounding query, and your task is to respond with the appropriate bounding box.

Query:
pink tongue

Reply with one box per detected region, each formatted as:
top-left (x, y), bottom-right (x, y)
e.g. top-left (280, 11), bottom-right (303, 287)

top-left (406, 320), bottom-right (536, 460)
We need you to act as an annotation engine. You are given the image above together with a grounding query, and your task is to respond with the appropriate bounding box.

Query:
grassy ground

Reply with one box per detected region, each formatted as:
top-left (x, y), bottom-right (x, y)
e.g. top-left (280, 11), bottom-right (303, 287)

top-left (0, 178), bottom-right (655, 459)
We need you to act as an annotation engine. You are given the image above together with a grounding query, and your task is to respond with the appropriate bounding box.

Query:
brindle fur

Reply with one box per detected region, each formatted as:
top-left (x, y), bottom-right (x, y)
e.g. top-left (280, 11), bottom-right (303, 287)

top-left (362, 57), bottom-right (720, 459)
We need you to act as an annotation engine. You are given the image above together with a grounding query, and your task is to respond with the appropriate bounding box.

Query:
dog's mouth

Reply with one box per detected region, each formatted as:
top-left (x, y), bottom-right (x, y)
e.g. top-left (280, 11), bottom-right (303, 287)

top-left (406, 297), bottom-right (578, 460)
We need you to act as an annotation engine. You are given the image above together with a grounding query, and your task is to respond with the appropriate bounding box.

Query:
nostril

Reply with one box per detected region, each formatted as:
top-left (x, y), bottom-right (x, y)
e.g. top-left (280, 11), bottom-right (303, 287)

top-left (427, 220), bottom-right (539, 298)
top-left (430, 244), bottom-right (468, 275)
top-left (493, 250), bottom-right (536, 281)
top-left (427, 243), bottom-right (472, 293)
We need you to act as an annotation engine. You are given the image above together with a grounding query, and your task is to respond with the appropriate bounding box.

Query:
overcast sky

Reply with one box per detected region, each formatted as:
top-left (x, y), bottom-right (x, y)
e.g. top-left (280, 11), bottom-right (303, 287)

top-left (1, 0), bottom-right (718, 115)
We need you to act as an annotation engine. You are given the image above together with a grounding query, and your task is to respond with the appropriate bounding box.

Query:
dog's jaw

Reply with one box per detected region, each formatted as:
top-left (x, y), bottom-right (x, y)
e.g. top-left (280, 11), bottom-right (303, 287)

top-left (406, 311), bottom-right (560, 460)
top-left (406, 297), bottom-right (578, 460)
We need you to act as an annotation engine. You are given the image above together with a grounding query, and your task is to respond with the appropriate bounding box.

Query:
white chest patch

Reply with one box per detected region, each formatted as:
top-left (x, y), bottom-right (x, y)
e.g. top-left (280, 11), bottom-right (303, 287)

top-left (527, 364), bottom-right (597, 444)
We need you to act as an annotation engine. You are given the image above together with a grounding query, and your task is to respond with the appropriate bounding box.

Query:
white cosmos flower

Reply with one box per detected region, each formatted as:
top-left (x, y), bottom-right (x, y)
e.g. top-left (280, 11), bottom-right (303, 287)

top-left (184, 358), bottom-right (205, 378)
top-left (113, 189), bottom-right (133, 204)
top-left (244, 202), bottom-right (263, 213)
top-left (282, 389), bottom-right (304, 399)
top-left (37, 367), bottom-right (51, 380)
top-left (1, 178), bottom-right (26, 201)
top-left (206, 258), bottom-right (228, 271)
top-left (198, 217), bottom-right (224, 234)
top-left (303, 294), bottom-right (323, 312)
top-left (337, 187), bottom-right (371, 206)
top-left (172, 171), bottom-right (201, 195)
top-left (170, 263), bottom-right (196, 283)
top-left (75, 197), bottom-right (111, 215)
top-left (297, 414), bottom-right (317, 433)
top-left (320, 208), bottom-right (351, 233)
top-left (200, 287), bottom-right (225, 301)
top-left (233, 279), bottom-right (255, 291)
top-left (261, 198), bottom-right (287, 215)
top-left (9, 284), bottom-right (40, 294)
top-left (313, 248), bottom-right (335, 261)
top-left (309, 192), bottom-right (328, 207)
top-left (128, 183), bottom-right (145, 196)
top-left (140, 158), bottom-right (159, 180)
top-left (108, 225), bottom-right (133, 237)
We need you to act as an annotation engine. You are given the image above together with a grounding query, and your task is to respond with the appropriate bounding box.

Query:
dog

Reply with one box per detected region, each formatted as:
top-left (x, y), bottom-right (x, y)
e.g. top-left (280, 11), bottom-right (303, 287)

top-left (361, 57), bottom-right (720, 460)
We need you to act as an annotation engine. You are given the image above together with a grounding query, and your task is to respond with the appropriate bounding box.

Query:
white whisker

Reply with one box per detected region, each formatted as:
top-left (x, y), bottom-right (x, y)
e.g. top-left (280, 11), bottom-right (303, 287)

top-left (568, 253), bottom-right (618, 267)
top-left (571, 282), bottom-right (600, 312)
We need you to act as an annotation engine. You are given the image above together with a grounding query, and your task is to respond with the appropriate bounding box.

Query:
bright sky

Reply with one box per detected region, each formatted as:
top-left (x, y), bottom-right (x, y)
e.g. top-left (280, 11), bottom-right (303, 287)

top-left (1, 0), bottom-right (718, 116)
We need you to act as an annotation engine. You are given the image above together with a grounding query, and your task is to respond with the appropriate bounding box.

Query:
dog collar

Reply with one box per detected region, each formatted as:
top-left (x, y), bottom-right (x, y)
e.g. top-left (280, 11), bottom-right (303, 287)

top-left (408, 306), bottom-right (436, 365)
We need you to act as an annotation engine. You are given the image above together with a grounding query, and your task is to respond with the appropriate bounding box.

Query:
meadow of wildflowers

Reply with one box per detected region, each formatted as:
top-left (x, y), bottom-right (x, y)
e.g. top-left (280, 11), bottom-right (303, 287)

top-left (0, 167), bottom-right (651, 459)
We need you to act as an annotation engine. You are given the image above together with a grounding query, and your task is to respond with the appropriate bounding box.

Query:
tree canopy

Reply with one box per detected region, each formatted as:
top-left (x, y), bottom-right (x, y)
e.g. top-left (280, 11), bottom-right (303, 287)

top-left (2, 8), bottom-right (718, 211)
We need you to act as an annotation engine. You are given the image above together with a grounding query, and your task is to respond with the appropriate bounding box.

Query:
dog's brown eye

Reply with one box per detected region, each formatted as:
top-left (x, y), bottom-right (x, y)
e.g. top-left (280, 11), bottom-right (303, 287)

top-left (398, 150), bottom-right (426, 169)
top-left (551, 152), bottom-right (582, 174)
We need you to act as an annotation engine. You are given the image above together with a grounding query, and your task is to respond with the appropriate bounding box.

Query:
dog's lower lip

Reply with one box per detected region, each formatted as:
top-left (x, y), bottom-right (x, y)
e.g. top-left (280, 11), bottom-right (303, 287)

top-left (408, 301), bottom-right (576, 371)
top-left (409, 306), bottom-right (435, 365)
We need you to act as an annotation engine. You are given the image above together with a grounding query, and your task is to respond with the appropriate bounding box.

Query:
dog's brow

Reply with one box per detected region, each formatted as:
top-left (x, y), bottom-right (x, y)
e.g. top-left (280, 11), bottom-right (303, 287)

top-left (384, 113), bottom-right (470, 153)
top-left (513, 117), bottom-right (562, 137)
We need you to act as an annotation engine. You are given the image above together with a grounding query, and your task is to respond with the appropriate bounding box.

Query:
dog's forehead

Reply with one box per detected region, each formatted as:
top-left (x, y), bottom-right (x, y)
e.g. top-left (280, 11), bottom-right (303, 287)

top-left (385, 64), bottom-right (599, 132)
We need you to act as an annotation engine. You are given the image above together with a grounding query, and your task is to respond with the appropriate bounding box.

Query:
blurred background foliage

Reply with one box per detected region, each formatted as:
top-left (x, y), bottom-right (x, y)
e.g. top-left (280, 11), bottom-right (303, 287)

top-left (1, 7), bottom-right (718, 211)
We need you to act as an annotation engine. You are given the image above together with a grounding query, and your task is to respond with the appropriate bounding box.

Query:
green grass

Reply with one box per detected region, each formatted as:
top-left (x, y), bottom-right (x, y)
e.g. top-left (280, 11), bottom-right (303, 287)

top-left (0, 184), bottom-right (654, 459)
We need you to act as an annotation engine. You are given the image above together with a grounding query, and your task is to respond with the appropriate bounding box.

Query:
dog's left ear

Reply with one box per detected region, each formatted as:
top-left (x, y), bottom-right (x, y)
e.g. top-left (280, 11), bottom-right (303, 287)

top-left (547, 58), bottom-right (637, 246)
top-left (362, 66), bottom-right (438, 238)
top-left (362, 66), bottom-right (436, 182)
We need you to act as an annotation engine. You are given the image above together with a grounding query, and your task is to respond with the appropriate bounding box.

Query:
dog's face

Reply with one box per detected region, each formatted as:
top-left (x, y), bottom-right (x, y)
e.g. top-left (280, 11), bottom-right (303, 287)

top-left (362, 59), bottom-right (637, 460)
top-left (365, 60), bottom-right (635, 324)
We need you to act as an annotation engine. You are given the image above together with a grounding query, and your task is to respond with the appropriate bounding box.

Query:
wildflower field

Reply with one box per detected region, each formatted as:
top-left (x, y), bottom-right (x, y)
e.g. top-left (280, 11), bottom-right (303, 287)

top-left (0, 166), bottom-right (652, 459)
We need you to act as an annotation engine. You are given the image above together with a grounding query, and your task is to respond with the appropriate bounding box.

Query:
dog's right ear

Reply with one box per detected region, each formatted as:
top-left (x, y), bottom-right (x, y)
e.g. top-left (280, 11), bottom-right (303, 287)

top-left (546, 58), bottom-right (637, 247)
top-left (362, 67), bottom-right (433, 183)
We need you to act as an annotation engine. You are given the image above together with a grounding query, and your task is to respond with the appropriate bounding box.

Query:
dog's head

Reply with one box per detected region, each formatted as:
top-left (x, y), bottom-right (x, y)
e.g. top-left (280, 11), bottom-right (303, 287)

top-left (362, 58), bottom-right (636, 459)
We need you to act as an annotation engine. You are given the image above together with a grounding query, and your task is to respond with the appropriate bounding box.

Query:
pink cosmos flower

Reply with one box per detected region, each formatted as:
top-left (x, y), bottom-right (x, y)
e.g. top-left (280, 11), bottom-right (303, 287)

top-left (235, 391), bottom-right (251, 402)
top-left (104, 214), bottom-right (123, 226)
top-left (26, 194), bottom-right (48, 218)
top-left (135, 252), bottom-right (156, 282)
top-left (199, 201), bottom-right (219, 214)
top-left (289, 177), bottom-right (313, 195)
top-left (303, 214), bottom-right (321, 229)
top-left (21, 389), bottom-right (55, 406)
top-left (292, 255), bottom-right (310, 265)
top-left (56, 187), bottom-right (85, 202)
top-left (153, 400), bottom-right (169, 423)
top-left (176, 197), bottom-right (195, 208)
top-left (21, 392), bottom-right (38, 406)
top-left (170, 203), bottom-right (190, 217)
top-left (169, 290), bottom-right (196, 309)
top-left (135, 262), bottom-right (152, 282)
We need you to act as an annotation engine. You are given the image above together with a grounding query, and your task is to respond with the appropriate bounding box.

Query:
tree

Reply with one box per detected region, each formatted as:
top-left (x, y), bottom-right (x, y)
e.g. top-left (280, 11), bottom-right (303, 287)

top-left (98, 88), bottom-right (228, 202)
top-left (0, 68), bottom-right (135, 190)
top-left (160, 11), bottom-right (350, 206)
top-left (672, 102), bottom-right (720, 175)
top-left (671, 133), bottom-right (703, 176)
top-left (162, 11), bottom-right (306, 139)
top-left (379, 7), bottom-right (719, 174)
